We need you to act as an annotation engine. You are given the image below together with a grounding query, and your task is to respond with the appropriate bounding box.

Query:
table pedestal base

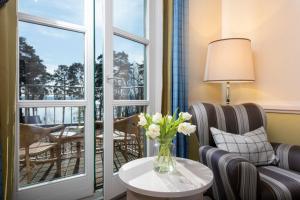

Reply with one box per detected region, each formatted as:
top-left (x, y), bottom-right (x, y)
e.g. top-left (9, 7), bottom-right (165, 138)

top-left (127, 190), bottom-right (203, 200)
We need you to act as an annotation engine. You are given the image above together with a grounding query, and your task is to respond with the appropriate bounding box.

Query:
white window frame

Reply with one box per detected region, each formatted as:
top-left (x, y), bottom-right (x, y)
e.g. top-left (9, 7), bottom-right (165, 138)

top-left (14, 0), bottom-right (162, 199)
top-left (108, 0), bottom-right (162, 127)
top-left (14, 1), bottom-right (94, 199)
top-left (102, 0), bottom-right (162, 199)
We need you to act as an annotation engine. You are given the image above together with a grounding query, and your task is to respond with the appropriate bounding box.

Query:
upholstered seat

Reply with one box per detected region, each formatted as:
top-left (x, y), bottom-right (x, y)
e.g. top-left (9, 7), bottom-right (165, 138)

top-left (190, 102), bottom-right (300, 200)
top-left (258, 166), bottom-right (300, 200)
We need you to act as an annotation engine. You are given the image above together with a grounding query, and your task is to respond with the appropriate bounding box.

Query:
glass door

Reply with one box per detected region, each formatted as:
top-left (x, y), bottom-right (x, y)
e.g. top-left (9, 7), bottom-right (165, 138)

top-left (102, 0), bottom-right (154, 198)
top-left (15, 0), bottom-right (94, 199)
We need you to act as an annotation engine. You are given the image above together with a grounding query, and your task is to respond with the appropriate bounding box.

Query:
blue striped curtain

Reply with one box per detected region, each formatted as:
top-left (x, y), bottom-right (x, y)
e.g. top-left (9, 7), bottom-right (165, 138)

top-left (172, 0), bottom-right (189, 158)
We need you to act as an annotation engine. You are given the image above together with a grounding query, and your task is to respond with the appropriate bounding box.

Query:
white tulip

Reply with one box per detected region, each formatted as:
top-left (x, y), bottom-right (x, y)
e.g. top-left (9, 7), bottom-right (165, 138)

top-left (177, 122), bottom-right (196, 136)
top-left (146, 124), bottom-right (160, 139)
top-left (138, 113), bottom-right (147, 126)
top-left (167, 115), bottom-right (173, 122)
top-left (152, 112), bottom-right (162, 124)
top-left (179, 112), bottom-right (192, 121)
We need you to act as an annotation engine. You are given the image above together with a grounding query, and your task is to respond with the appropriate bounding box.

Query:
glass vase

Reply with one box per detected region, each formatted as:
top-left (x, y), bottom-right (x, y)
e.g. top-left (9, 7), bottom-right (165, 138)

top-left (153, 139), bottom-right (176, 173)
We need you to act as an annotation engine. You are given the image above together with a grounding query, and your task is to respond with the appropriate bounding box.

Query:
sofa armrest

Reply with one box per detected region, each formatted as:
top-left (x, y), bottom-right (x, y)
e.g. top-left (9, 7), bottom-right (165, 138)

top-left (199, 146), bottom-right (261, 200)
top-left (272, 143), bottom-right (300, 172)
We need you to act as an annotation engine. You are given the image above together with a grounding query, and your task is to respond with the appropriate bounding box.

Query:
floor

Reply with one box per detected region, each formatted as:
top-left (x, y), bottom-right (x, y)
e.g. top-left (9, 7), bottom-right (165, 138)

top-left (19, 150), bottom-right (211, 200)
top-left (81, 191), bottom-right (213, 200)
top-left (80, 189), bottom-right (126, 200)
top-left (19, 149), bottom-right (138, 189)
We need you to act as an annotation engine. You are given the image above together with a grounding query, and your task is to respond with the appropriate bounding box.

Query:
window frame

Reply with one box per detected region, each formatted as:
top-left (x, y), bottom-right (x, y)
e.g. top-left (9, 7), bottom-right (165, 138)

top-left (14, 0), bottom-right (162, 198)
top-left (111, 16), bottom-right (150, 105)
top-left (15, 0), bottom-right (94, 197)
top-left (102, 0), bottom-right (163, 198)
top-left (109, 0), bottom-right (163, 128)
top-left (106, 0), bottom-right (163, 157)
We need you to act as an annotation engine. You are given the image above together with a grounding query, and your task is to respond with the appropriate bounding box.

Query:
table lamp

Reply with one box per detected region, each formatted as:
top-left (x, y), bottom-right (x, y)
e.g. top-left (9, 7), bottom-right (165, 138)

top-left (204, 38), bottom-right (255, 104)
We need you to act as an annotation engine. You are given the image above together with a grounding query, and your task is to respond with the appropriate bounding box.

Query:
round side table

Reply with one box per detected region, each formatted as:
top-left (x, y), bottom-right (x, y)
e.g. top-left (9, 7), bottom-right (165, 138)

top-left (119, 157), bottom-right (213, 200)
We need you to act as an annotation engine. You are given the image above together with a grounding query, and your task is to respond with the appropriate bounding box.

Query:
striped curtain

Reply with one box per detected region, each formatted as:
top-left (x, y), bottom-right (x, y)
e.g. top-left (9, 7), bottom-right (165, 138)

top-left (162, 0), bottom-right (189, 158)
top-left (0, 1), bottom-right (17, 200)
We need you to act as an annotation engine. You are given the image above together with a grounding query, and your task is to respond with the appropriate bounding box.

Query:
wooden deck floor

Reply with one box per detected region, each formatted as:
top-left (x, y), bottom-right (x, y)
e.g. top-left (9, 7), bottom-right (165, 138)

top-left (19, 149), bottom-right (138, 189)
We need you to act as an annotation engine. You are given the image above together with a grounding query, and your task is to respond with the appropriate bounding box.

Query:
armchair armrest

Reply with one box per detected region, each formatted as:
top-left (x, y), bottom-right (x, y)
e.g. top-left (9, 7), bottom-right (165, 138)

top-left (272, 143), bottom-right (300, 172)
top-left (199, 146), bottom-right (261, 200)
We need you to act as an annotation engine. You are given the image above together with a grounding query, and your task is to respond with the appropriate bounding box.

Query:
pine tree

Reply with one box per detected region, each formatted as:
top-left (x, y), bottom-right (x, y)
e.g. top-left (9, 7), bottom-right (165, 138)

top-left (19, 37), bottom-right (50, 100)
top-left (95, 54), bottom-right (103, 120)
top-left (113, 51), bottom-right (132, 100)
top-left (68, 62), bottom-right (84, 99)
top-left (52, 63), bottom-right (84, 123)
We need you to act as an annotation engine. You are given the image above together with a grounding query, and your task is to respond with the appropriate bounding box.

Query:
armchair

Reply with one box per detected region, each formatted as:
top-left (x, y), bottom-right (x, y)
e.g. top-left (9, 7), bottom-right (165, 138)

top-left (190, 102), bottom-right (300, 200)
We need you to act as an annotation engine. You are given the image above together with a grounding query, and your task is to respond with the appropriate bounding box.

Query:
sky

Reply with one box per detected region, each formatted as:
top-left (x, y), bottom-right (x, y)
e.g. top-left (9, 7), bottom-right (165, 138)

top-left (19, 0), bottom-right (146, 75)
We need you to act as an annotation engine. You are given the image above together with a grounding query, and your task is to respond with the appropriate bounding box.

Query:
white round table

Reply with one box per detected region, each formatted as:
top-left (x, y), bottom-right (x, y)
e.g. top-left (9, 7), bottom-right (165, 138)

top-left (118, 157), bottom-right (214, 200)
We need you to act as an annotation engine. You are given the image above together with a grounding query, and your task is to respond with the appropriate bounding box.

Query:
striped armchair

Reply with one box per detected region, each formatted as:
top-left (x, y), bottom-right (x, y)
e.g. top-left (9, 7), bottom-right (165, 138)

top-left (189, 103), bottom-right (300, 200)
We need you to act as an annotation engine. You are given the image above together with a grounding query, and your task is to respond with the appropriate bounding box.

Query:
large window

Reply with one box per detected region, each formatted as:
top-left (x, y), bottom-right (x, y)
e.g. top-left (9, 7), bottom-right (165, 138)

top-left (17, 0), bottom-right (90, 188)
top-left (95, 0), bottom-right (155, 194)
top-left (113, 0), bottom-right (145, 37)
top-left (16, 0), bottom-right (161, 198)
top-left (110, 0), bottom-right (150, 170)
top-left (19, 22), bottom-right (85, 101)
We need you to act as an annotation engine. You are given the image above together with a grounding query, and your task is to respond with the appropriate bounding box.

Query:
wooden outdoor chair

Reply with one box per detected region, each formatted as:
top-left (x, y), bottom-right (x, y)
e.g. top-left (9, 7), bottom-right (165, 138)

top-left (113, 115), bottom-right (143, 162)
top-left (19, 123), bottom-right (64, 184)
top-left (95, 121), bottom-right (104, 154)
top-left (95, 115), bottom-right (143, 162)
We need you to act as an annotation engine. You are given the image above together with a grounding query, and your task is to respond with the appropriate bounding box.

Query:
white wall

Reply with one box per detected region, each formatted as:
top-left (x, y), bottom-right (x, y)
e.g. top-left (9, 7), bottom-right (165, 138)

top-left (188, 0), bottom-right (222, 160)
top-left (188, 0), bottom-right (222, 105)
top-left (188, 0), bottom-right (300, 158)
top-left (222, 0), bottom-right (300, 111)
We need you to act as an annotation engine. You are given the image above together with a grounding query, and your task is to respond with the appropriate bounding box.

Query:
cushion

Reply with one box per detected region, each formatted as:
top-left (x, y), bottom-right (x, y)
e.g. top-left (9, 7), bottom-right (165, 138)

top-left (210, 126), bottom-right (276, 166)
top-left (258, 166), bottom-right (300, 200)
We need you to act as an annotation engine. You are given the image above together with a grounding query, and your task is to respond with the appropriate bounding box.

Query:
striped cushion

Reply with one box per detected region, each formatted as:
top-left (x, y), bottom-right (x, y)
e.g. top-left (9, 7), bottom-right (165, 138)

top-left (189, 103), bottom-right (266, 146)
top-left (258, 166), bottom-right (300, 200)
top-left (211, 127), bottom-right (276, 166)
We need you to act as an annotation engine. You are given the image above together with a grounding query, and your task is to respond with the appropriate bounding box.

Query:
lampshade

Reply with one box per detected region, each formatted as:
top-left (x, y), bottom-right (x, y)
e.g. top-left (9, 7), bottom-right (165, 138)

top-left (204, 38), bottom-right (255, 82)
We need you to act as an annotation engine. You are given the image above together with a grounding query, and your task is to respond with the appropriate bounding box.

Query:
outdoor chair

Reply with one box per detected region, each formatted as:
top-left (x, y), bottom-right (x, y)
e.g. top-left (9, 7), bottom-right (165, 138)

top-left (95, 115), bottom-right (143, 163)
top-left (19, 123), bottom-right (64, 183)
top-left (113, 114), bottom-right (143, 162)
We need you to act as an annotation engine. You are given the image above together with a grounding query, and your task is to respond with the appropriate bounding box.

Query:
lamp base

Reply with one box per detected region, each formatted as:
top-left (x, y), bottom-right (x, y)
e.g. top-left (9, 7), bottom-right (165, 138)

top-left (225, 82), bottom-right (230, 105)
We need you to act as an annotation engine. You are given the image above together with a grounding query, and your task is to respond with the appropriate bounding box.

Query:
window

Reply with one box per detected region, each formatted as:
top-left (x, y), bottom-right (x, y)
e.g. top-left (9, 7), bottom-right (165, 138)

top-left (110, 0), bottom-right (150, 170)
top-left (19, 0), bottom-right (84, 25)
top-left (19, 22), bottom-right (85, 100)
top-left (17, 0), bottom-right (90, 188)
top-left (113, 0), bottom-right (145, 37)
top-left (95, 1), bottom-right (163, 197)
top-left (113, 36), bottom-right (146, 100)
top-left (16, 0), bottom-right (161, 198)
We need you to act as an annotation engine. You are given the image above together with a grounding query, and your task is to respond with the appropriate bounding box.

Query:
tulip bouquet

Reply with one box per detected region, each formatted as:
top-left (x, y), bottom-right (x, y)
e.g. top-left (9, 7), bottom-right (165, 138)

top-left (138, 111), bottom-right (196, 173)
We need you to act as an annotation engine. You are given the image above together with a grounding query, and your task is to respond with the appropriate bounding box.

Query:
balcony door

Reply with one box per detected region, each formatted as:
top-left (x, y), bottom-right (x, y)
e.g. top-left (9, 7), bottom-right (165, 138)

top-left (102, 0), bottom-right (162, 199)
top-left (15, 0), bottom-right (94, 199)
top-left (15, 0), bottom-right (162, 199)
